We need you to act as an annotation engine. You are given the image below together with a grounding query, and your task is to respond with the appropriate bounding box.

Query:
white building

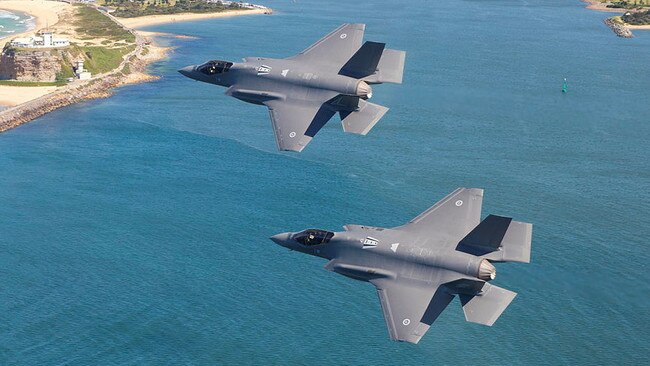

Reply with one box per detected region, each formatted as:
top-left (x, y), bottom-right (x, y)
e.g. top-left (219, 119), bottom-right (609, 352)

top-left (73, 59), bottom-right (91, 80)
top-left (10, 31), bottom-right (70, 48)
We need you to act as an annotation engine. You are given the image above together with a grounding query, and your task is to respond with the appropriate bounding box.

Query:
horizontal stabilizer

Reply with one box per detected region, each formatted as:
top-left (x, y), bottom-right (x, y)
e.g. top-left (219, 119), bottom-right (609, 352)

top-left (339, 41), bottom-right (386, 79)
top-left (457, 215), bottom-right (532, 263)
top-left (362, 48), bottom-right (405, 84)
top-left (459, 283), bottom-right (516, 326)
top-left (341, 100), bottom-right (388, 135)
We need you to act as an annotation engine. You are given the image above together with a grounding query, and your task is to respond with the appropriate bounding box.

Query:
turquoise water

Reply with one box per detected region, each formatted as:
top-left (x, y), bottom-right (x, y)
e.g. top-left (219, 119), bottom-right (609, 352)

top-left (0, 9), bottom-right (32, 40)
top-left (1, 0), bottom-right (649, 364)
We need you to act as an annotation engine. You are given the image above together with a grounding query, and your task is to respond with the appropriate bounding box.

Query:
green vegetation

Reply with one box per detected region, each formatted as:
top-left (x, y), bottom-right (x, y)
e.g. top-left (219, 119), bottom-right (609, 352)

top-left (622, 9), bottom-right (650, 24)
top-left (103, 0), bottom-right (249, 18)
top-left (0, 80), bottom-right (65, 87)
top-left (73, 45), bottom-right (136, 74)
top-left (606, 1), bottom-right (650, 9)
top-left (74, 5), bottom-right (135, 42)
top-left (68, 6), bottom-right (138, 75)
top-left (610, 15), bottom-right (625, 24)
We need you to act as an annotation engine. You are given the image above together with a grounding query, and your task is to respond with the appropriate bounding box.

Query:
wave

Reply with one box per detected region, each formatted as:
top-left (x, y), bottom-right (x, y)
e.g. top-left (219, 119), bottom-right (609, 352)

top-left (0, 11), bottom-right (21, 20)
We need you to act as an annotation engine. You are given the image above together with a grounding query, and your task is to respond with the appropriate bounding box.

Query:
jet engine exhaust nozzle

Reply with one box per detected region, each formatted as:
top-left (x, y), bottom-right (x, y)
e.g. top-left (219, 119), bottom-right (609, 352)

top-left (478, 259), bottom-right (496, 281)
top-left (355, 81), bottom-right (372, 99)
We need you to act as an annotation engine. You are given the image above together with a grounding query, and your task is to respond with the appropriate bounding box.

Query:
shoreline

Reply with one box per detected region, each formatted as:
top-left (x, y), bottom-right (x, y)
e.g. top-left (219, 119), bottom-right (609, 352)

top-left (0, 0), bottom-right (66, 41)
top-left (0, 0), bottom-right (71, 107)
top-left (0, 1), bottom-right (270, 123)
top-left (582, 1), bottom-right (650, 37)
top-left (114, 8), bottom-right (271, 29)
top-left (581, 0), bottom-right (626, 13)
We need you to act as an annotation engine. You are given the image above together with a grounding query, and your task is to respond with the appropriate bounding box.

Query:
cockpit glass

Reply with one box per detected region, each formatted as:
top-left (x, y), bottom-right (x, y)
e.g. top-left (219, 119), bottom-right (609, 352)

top-left (294, 229), bottom-right (334, 246)
top-left (197, 60), bottom-right (233, 75)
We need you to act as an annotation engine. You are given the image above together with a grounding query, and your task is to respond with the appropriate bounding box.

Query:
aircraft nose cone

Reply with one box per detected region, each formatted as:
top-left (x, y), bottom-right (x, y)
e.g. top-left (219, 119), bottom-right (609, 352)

top-left (178, 65), bottom-right (195, 78)
top-left (270, 232), bottom-right (291, 246)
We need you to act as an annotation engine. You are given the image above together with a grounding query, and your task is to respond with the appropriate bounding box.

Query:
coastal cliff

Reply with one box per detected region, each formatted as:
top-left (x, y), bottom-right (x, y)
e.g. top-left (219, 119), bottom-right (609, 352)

top-left (0, 54), bottom-right (152, 132)
top-left (0, 47), bottom-right (66, 82)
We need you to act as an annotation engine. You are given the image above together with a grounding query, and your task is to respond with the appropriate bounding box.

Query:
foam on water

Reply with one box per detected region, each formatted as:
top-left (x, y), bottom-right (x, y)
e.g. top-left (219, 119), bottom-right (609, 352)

top-left (0, 10), bottom-right (31, 38)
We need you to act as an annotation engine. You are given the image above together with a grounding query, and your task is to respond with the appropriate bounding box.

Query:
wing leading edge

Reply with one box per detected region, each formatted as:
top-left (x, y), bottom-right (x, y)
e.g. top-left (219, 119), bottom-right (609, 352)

top-left (396, 188), bottom-right (484, 244)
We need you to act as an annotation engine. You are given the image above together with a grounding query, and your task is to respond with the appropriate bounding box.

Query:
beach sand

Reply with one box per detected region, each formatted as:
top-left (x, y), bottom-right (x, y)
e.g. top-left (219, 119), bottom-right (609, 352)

top-left (627, 24), bottom-right (650, 29)
top-left (582, 0), bottom-right (627, 13)
top-left (0, 0), bottom-right (69, 40)
top-left (0, 2), bottom-right (269, 108)
top-left (114, 8), bottom-right (270, 29)
top-left (0, 85), bottom-right (58, 106)
top-left (0, 1), bottom-right (71, 106)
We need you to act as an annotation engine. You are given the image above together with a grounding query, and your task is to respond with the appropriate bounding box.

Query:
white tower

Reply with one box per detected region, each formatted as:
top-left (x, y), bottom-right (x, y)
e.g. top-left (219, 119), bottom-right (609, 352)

top-left (42, 32), bottom-right (53, 47)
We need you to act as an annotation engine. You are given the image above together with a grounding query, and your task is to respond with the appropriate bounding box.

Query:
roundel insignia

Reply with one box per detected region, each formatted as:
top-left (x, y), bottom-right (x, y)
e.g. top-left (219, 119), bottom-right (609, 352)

top-left (402, 319), bottom-right (411, 326)
top-left (340, 33), bottom-right (347, 39)
top-left (289, 132), bottom-right (296, 138)
top-left (455, 200), bottom-right (463, 207)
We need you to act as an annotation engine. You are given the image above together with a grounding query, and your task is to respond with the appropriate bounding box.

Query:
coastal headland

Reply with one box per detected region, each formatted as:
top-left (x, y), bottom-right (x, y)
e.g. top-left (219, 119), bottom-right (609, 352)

top-left (582, 0), bottom-right (650, 37)
top-left (0, 0), bottom-right (271, 133)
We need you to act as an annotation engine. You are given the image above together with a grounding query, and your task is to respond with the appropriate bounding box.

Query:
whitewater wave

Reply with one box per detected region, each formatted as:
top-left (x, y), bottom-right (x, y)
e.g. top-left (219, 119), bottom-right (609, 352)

top-left (0, 11), bottom-right (21, 20)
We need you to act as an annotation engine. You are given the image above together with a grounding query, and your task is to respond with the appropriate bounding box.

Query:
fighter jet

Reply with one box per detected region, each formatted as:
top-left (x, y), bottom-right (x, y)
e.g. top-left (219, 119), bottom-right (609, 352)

top-left (270, 188), bottom-right (532, 344)
top-left (178, 23), bottom-right (405, 152)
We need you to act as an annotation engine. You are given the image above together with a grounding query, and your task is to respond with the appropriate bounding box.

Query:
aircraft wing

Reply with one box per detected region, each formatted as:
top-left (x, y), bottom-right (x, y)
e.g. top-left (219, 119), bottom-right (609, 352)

top-left (264, 94), bottom-right (338, 152)
top-left (371, 274), bottom-right (456, 344)
top-left (396, 188), bottom-right (484, 245)
top-left (289, 23), bottom-right (365, 71)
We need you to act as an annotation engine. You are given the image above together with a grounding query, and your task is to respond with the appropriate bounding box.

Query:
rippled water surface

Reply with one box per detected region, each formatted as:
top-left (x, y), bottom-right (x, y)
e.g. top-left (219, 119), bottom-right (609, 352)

top-left (1, 0), bottom-right (648, 364)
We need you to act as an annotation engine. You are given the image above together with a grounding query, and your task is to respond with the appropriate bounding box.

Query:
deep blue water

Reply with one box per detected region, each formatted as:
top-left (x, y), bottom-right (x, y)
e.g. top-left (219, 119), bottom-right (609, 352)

top-left (1, 0), bottom-right (649, 364)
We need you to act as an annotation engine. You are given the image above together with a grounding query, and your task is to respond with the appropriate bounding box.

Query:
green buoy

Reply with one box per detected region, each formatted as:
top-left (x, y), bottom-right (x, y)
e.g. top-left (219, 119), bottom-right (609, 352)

top-left (562, 78), bottom-right (568, 93)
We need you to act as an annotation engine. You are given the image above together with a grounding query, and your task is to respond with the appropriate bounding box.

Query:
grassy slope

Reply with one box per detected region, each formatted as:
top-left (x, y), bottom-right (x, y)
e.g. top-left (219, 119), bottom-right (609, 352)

top-left (101, 0), bottom-right (249, 18)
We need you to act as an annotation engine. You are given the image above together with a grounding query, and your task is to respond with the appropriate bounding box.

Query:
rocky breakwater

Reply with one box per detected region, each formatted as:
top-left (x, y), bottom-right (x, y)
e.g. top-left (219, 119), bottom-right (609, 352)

top-left (604, 17), bottom-right (633, 38)
top-left (0, 76), bottom-right (113, 132)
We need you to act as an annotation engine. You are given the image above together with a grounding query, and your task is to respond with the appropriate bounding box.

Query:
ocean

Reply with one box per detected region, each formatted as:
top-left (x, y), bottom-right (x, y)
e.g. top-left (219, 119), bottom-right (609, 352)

top-left (0, 9), bottom-right (32, 40)
top-left (0, 0), bottom-right (648, 364)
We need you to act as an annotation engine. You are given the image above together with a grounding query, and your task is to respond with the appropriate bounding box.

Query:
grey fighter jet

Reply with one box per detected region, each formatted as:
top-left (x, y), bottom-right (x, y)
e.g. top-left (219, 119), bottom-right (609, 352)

top-left (178, 23), bottom-right (405, 152)
top-left (271, 188), bottom-right (532, 344)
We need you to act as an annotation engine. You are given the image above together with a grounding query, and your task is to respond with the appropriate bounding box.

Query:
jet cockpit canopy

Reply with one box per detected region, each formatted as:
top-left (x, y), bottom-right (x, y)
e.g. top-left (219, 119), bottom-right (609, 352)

top-left (295, 229), bottom-right (334, 246)
top-left (197, 60), bottom-right (233, 75)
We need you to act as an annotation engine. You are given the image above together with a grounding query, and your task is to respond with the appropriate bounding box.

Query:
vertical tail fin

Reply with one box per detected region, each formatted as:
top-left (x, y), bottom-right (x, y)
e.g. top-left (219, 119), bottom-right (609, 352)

top-left (339, 41), bottom-right (385, 79)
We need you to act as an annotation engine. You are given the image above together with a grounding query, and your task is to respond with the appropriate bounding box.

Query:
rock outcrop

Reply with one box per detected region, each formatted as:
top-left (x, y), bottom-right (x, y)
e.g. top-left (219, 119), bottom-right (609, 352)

top-left (0, 47), bottom-right (66, 82)
top-left (604, 18), bottom-right (634, 38)
top-left (0, 49), bottom-right (156, 133)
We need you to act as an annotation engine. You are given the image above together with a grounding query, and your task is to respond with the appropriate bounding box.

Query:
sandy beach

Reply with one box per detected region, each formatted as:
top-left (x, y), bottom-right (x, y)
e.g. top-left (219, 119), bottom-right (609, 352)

top-left (0, 1), bottom-right (269, 108)
top-left (0, 1), bottom-right (72, 106)
top-left (0, 0), bottom-right (69, 40)
top-left (0, 84), bottom-right (58, 106)
top-left (582, 0), bottom-right (627, 13)
top-left (114, 8), bottom-right (270, 29)
top-left (626, 24), bottom-right (650, 29)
